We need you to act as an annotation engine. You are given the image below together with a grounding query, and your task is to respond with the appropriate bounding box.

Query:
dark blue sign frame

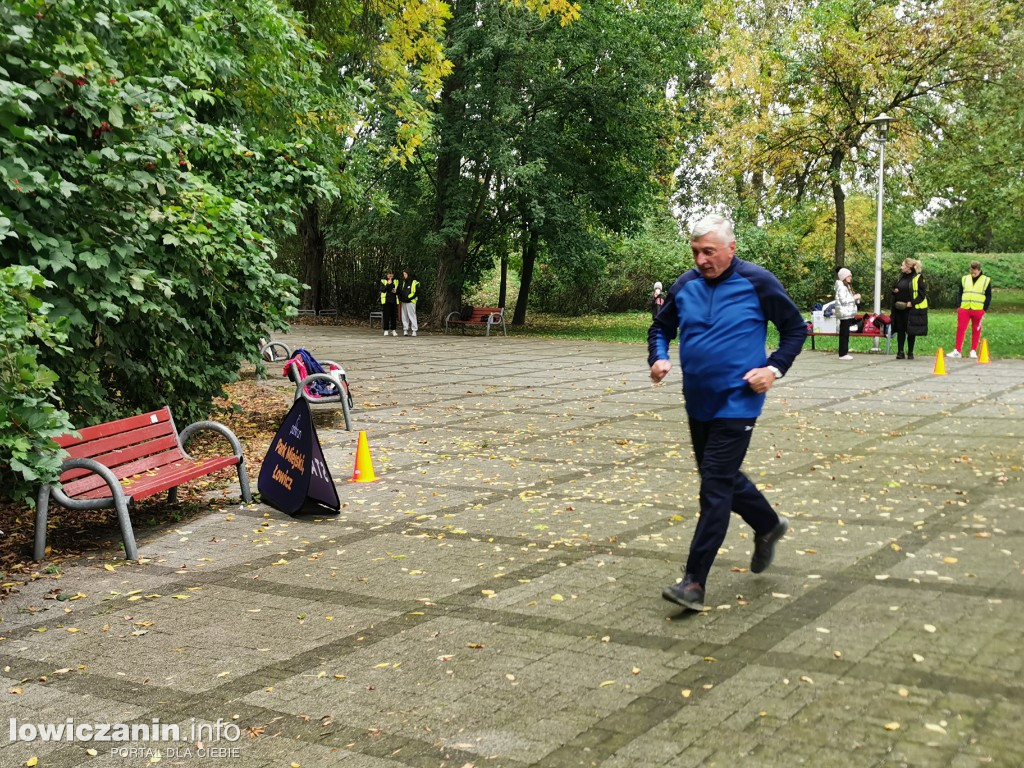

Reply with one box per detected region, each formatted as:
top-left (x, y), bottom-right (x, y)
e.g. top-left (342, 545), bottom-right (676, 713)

top-left (258, 399), bottom-right (340, 514)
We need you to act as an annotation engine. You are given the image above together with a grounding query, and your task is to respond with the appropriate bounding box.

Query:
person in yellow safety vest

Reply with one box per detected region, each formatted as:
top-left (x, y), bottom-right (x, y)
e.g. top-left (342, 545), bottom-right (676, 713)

top-left (947, 261), bottom-right (992, 359)
top-left (380, 270), bottom-right (400, 336)
top-left (890, 258), bottom-right (928, 359)
top-left (399, 269), bottom-right (420, 337)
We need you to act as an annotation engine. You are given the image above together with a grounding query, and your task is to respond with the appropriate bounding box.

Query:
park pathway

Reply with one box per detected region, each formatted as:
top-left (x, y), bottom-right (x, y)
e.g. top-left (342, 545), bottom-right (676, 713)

top-left (2, 324), bottom-right (1022, 767)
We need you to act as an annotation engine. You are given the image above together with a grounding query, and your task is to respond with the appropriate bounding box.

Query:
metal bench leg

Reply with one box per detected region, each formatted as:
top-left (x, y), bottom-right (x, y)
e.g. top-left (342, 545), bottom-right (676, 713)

top-left (168, 487), bottom-right (178, 504)
top-left (237, 458), bottom-right (253, 503)
top-left (112, 493), bottom-right (139, 560)
top-left (34, 485), bottom-right (51, 561)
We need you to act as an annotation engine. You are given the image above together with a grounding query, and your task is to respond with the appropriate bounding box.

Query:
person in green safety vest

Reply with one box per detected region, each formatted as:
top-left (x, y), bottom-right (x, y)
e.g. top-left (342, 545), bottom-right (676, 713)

top-left (947, 261), bottom-right (992, 359)
top-left (380, 269), bottom-right (400, 336)
top-left (399, 269), bottom-right (420, 337)
top-left (890, 258), bottom-right (928, 360)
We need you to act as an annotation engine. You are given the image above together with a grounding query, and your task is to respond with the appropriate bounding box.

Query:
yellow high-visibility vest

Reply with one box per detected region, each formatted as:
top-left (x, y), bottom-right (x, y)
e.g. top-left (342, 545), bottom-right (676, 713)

top-left (960, 273), bottom-right (990, 310)
top-left (911, 274), bottom-right (928, 309)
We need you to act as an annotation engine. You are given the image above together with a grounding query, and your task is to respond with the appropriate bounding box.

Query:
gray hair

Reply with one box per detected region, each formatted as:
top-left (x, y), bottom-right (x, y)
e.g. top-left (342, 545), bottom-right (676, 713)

top-left (690, 214), bottom-right (735, 243)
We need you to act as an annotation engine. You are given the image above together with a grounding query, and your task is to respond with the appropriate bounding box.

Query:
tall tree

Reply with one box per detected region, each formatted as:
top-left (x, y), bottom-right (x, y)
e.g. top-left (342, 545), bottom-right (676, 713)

top-left (426, 0), bottom-right (706, 323)
top-left (694, 0), bottom-right (1017, 269)
top-left (910, 46), bottom-right (1024, 252)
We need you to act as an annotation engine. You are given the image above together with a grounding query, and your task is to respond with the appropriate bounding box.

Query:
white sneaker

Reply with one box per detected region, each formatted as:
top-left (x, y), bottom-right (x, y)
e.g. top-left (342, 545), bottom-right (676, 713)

top-left (411, 331), bottom-right (417, 337)
top-left (969, 349), bottom-right (978, 358)
top-left (391, 330), bottom-right (398, 336)
top-left (946, 349), bottom-right (961, 358)
top-left (403, 330), bottom-right (408, 336)
top-left (838, 354), bottom-right (853, 360)
top-left (383, 330), bottom-right (389, 336)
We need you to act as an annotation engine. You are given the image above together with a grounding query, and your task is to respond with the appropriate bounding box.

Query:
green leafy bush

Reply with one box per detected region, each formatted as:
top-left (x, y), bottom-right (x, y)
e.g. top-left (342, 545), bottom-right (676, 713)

top-left (1, 0), bottom-right (334, 425)
top-left (0, 266), bottom-right (76, 504)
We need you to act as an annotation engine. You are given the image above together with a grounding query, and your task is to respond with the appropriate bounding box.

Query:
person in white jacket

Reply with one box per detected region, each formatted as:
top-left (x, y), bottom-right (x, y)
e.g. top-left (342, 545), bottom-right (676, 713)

top-left (834, 268), bottom-right (861, 360)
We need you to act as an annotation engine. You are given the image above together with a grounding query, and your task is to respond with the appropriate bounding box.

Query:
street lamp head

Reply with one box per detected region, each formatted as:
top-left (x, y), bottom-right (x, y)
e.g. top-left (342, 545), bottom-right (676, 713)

top-left (867, 113), bottom-right (895, 138)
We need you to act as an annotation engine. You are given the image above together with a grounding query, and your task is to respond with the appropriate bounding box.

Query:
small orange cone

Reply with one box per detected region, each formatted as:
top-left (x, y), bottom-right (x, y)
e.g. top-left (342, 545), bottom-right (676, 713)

top-left (350, 430), bottom-right (378, 482)
top-left (932, 347), bottom-right (947, 376)
top-left (978, 338), bottom-right (991, 364)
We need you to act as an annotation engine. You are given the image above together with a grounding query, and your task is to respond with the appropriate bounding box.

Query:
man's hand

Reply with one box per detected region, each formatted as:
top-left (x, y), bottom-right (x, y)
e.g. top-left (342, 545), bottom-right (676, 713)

top-left (650, 359), bottom-right (672, 383)
top-left (743, 367), bottom-right (776, 394)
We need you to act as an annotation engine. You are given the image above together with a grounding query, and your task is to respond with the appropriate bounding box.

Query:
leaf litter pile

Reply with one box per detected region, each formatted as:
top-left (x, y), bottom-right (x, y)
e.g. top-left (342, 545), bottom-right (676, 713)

top-left (0, 378), bottom-right (306, 589)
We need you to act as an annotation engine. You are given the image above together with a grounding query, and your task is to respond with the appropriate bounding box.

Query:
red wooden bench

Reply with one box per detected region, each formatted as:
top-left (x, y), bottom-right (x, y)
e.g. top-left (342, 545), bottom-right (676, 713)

top-left (444, 306), bottom-right (507, 336)
top-left (806, 321), bottom-right (892, 354)
top-left (34, 407), bottom-right (252, 561)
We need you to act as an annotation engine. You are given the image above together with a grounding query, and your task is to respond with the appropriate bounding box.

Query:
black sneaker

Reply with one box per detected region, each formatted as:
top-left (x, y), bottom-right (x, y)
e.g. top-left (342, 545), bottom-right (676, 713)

top-left (896, 352), bottom-right (906, 359)
top-left (907, 353), bottom-right (915, 360)
top-left (662, 574), bottom-right (705, 611)
top-left (751, 516), bottom-right (789, 573)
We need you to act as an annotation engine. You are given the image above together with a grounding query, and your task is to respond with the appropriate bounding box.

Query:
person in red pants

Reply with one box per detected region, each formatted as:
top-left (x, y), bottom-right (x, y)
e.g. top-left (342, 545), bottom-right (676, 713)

top-left (947, 261), bottom-right (992, 359)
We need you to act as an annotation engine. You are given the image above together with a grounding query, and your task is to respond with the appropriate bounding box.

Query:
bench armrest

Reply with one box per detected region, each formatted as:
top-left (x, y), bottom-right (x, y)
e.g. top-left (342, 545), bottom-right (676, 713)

top-left (178, 420), bottom-right (245, 461)
top-left (293, 373), bottom-right (343, 402)
top-left (260, 340), bottom-right (292, 362)
top-left (320, 360), bottom-right (347, 378)
top-left (49, 457), bottom-right (129, 510)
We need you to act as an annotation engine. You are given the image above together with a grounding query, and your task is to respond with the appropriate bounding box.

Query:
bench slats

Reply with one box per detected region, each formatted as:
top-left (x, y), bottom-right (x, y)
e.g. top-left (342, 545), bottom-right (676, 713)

top-left (64, 422), bottom-right (178, 463)
top-left (61, 444), bottom-right (185, 498)
top-left (60, 437), bottom-right (183, 487)
top-left (56, 408), bottom-right (172, 448)
top-left (68, 456), bottom-right (241, 503)
top-left (449, 307), bottom-right (501, 324)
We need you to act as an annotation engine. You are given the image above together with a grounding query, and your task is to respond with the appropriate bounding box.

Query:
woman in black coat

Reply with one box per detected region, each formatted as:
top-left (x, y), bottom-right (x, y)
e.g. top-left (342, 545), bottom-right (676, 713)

top-left (890, 258), bottom-right (928, 359)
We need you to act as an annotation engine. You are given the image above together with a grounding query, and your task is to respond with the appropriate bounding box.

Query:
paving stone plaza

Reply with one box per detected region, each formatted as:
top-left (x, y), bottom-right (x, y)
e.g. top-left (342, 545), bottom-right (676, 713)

top-left (3, 325), bottom-right (1022, 767)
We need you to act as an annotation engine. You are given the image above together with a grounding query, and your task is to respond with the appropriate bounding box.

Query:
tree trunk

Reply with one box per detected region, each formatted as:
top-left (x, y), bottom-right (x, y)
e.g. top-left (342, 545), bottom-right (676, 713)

top-left (751, 169), bottom-right (764, 222)
top-left (512, 228), bottom-right (539, 325)
top-left (299, 202), bottom-right (326, 311)
top-left (433, 239), bottom-right (468, 324)
top-left (829, 147), bottom-right (846, 271)
top-left (498, 253), bottom-right (508, 308)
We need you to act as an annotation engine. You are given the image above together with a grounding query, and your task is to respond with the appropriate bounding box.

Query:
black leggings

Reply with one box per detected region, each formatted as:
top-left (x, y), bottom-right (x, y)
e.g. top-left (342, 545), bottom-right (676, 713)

top-left (382, 303), bottom-right (398, 331)
top-left (891, 309), bottom-right (916, 354)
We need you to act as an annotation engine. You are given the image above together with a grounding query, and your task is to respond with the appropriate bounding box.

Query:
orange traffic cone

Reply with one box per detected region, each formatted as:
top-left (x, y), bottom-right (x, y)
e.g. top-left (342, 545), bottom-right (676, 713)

top-left (932, 347), bottom-right (947, 376)
top-left (350, 430), bottom-right (378, 482)
top-left (978, 338), bottom-right (991, 364)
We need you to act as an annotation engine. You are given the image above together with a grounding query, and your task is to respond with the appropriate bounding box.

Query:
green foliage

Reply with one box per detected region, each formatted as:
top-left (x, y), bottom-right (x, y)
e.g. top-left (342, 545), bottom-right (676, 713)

top-left (0, 266), bottom-right (76, 504)
top-left (910, 51), bottom-right (1024, 252)
top-left (598, 209), bottom-right (693, 313)
top-left (1, 0), bottom-right (335, 424)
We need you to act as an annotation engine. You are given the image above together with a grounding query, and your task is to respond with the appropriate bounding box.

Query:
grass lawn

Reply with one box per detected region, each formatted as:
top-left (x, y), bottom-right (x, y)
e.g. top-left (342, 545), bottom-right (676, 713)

top-left (519, 308), bottom-right (1024, 358)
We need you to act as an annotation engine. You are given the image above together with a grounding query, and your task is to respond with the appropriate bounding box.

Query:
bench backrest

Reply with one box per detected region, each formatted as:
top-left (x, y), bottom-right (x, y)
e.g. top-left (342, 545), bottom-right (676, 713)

top-left (467, 307), bottom-right (502, 322)
top-left (57, 407), bottom-right (185, 496)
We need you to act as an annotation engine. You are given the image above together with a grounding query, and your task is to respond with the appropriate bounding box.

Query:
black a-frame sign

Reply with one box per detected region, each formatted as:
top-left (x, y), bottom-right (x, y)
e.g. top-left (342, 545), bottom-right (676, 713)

top-left (258, 398), bottom-right (340, 514)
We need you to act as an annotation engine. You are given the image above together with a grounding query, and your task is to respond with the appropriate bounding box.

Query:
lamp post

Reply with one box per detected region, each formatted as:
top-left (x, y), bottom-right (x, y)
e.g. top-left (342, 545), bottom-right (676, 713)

top-left (867, 113), bottom-right (894, 351)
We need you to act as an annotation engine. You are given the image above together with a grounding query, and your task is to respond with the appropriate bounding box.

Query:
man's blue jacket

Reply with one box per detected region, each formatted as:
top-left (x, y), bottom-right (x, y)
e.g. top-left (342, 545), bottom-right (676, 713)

top-left (647, 257), bottom-right (807, 421)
